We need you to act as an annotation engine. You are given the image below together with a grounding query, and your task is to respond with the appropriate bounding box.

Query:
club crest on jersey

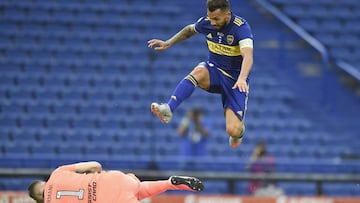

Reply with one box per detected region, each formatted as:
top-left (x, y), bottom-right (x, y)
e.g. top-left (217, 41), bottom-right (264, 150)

top-left (227, 35), bottom-right (234, 45)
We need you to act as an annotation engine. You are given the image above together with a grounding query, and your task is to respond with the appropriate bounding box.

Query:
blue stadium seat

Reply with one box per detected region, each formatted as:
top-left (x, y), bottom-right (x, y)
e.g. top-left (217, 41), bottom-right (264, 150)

top-left (27, 8), bottom-right (51, 23)
top-left (34, 90), bottom-right (59, 104)
top-left (3, 143), bottom-right (31, 158)
top-left (83, 144), bottom-right (111, 159)
top-left (25, 104), bottom-right (50, 118)
top-left (297, 19), bottom-right (320, 32)
top-left (70, 118), bottom-right (97, 131)
top-left (0, 74), bottom-right (15, 90)
top-left (235, 181), bottom-right (250, 195)
top-left (30, 49), bottom-right (56, 65)
top-left (0, 21), bottom-right (19, 35)
top-left (58, 91), bottom-right (84, 105)
top-left (70, 23), bottom-right (94, 35)
top-left (37, 130), bottom-right (65, 143)
top-left (322, 183), bottom-right (359, 196)
top-left (278, 182), bottom-right (317, 196)
top-left (0, 117), bottom-right (19, 130)
top-left (51, 9), bottom-right (76, 23)
top-left (38, 77), bottom-right (65, 92)
top-left (13, 35), bottom-right (38, 50)
top-left (1, 103), bottom-right (25, 116)
top-left (30, 143), bottom-right (58, 159)
top-left (320, 20), bottom-right (343, 33)
top-left (0, 178), bottom-right (36, 191)
top-left (45, 117), bottom-right (71, 129)
top-left (19, 117), bottom-right (45, 132)
top-left (22, 22), bottom-right (45, 36)
top-left (2, 7), bottom-right (27, 21)
top-left (283, 5), bottom-right (307, 18)
top-left (75, 10), bottom-right (100, 24)
top-left (202, 180), bottom-right (229, 194)
top-left (57, 143), bottom-right (85, 159)
top-left (5, 49), bottom-right (29, 64)
top-left (344, 20), bottom-right (360, 34)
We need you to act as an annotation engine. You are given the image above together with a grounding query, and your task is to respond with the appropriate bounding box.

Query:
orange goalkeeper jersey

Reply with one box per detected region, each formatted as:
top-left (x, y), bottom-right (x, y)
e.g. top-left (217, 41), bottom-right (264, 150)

top-left (44, 164), bottom-right (140, 203)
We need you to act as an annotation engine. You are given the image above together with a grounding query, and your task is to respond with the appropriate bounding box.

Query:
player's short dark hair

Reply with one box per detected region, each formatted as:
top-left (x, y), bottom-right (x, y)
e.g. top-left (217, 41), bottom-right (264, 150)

top-left (207, 0), bottom-right (230, 12)
top-left (28, 180), bottom-right (42, 201)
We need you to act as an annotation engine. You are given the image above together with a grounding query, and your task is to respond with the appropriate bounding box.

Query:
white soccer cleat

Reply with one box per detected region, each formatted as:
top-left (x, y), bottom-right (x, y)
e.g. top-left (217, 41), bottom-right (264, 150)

top-left (151, 102), bottom-right (173, 123)
top-left (229, 135), bottom-right (243, 148)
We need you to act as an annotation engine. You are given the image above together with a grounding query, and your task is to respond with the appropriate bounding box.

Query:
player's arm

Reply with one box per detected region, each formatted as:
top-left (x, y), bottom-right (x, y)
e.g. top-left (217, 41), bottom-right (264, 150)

top-left (148, 24), bottom-right (197, 51)
top-left (233, 38), bottom-right (254, 93)
top-left (74, 161), bottom-right (102, 174)
top-left (57, 161), bottom-right (103, 174)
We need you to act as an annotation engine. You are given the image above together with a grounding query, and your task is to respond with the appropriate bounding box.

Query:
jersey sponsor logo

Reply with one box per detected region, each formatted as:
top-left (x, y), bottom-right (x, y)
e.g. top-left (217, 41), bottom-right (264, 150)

top-left (46, 185), bottom-right (53, 203)
top-left (227, 35), bottom-right (234, 45)
top-left (207, 40), bottom-right (241, 57)
top-left (87, 181), bottom-right (97, 202)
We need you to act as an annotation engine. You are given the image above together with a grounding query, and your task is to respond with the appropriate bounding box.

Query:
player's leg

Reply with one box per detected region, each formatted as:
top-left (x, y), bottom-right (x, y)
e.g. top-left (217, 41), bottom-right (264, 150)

top-left (221, 74), bottom-right (248, 148)
top-left (137, 176), bottom-right (204, 201)
top-left (151, 63), bottom-right (210, 123)
top-left (225, 108), bottom-right (245, 148)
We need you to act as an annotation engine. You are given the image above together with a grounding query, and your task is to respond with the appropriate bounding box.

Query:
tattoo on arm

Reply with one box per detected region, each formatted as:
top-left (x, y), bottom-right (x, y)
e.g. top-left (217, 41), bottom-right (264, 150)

top-left (166, 24), bottom-right (196, 46)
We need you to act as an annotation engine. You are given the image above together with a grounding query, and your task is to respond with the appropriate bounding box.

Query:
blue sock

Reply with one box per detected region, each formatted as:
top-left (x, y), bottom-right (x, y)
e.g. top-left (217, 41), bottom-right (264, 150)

top-left (168, 75), bottom-right (198, 112)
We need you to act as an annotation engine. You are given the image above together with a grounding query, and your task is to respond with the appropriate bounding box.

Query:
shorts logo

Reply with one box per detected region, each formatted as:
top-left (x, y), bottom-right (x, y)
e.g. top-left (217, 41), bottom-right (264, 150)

top-left (227, 35), bottom-right (234, 45)
top-left (237, 111), bottom-right (243, 117)
top-left (206, 33), bottom-right (213, 39)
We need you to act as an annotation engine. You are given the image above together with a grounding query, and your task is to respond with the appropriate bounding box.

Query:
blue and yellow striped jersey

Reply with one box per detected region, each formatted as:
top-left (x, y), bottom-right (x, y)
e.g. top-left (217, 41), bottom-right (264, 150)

top-left (195, 13), bottom-right (253, 71)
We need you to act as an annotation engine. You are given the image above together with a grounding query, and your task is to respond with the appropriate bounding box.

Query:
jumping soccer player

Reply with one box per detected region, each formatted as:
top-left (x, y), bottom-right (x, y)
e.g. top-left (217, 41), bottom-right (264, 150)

top-left (148, 0), bottom-right (254, 148)
top-left (28, 161), bottom-right (204, 203)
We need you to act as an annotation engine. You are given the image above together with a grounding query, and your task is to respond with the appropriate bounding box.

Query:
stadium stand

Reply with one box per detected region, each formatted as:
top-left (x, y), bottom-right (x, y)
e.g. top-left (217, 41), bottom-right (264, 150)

top-left (0, 0), bottom-right (359, 196)
top-left (268, 0), bottom-right (360, 69)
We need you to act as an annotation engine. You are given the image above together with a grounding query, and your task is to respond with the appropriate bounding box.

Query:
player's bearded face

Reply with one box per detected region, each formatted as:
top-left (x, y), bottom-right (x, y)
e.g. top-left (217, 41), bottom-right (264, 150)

top-left (208, 9), bottom-right (230, 30)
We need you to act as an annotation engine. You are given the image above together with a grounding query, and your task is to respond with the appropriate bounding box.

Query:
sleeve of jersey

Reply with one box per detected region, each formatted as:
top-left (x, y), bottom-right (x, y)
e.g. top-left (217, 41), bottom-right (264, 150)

top-left (194, 17), bottom-right (206, 34)
top-left (238, 23), bottom-right (254, 49)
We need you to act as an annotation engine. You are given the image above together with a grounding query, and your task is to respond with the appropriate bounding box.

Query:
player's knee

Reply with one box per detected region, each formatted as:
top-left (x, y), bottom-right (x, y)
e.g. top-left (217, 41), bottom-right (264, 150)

top-left (191, 66), bottom-right (209, 88)
top-left (226, 123), bottom-right (245, 137)
top-left (191, 67), bottom-right (208, 79)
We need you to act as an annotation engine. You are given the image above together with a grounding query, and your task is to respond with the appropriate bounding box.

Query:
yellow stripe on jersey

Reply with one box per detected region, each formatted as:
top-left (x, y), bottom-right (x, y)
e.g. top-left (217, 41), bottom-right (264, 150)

top-left (234, 17), bottom-right (244, 26)
top-left (217, 68), bottom-right (234, 80)
top-left (207, 40), bottom-right (241, 57)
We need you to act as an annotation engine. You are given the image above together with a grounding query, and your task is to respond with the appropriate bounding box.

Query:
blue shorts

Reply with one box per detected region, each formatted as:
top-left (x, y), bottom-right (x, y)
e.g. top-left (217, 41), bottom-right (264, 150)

top-left (199, 61), bottom-right (249, 121)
